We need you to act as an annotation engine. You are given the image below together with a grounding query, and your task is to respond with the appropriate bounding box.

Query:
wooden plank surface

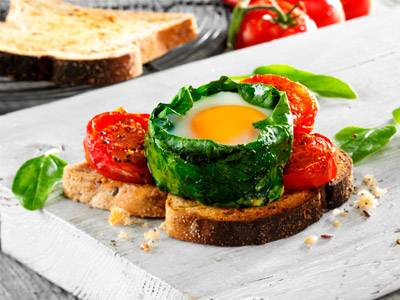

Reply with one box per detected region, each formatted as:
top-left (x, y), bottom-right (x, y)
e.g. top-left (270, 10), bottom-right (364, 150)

top-left (2, 3), bottom-right (400, 300)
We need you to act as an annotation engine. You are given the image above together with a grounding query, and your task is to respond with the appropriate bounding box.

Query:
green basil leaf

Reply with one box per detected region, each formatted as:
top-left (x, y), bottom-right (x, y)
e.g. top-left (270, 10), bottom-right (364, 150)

top-left (335, 125), bottom-right (397, 163)
top-left (393, 107), bottom-right (400, 125)
top-left (254, 64), bottom-right (358, 99)
top-left (12, 154), bottom-right (67, 210)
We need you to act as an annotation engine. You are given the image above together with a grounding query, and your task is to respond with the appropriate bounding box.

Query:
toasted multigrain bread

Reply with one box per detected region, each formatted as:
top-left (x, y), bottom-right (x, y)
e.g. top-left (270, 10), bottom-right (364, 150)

top-left (63, 162), bottom-right (167, 218)
top-left (0, 0), bottom-right (197, 85)
top-left (166, 150), bottom-right (353, 246)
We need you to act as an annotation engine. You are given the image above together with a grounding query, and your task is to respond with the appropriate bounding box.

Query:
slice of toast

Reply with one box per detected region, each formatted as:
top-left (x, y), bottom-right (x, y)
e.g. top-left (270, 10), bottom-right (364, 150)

top-left (0, 0), bottom-right (197, 85)
top-left (63, 162), bottom-right (167, 218)
top-left (165, 150), bottom-right (353, 246)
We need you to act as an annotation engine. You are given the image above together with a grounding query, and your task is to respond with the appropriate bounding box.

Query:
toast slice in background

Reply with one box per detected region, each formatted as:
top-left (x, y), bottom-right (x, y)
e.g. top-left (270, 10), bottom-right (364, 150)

top-left (63, 162), bottom-right (167, 218)
top-left (0, 0), bottom-right (198, 85)
top-left (165, 150), bottom-right (353, 246)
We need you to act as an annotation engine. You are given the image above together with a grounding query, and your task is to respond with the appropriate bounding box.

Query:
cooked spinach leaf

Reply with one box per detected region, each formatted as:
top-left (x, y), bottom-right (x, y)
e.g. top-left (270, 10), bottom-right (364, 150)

top-left (145, 76), bottom-right (293, 207)
top-left (12, 154), bottom-right (67, 210)
top-left (254, 64), bottom-right (358, 99)
top-left (335, 125), bottom-right (397, 163)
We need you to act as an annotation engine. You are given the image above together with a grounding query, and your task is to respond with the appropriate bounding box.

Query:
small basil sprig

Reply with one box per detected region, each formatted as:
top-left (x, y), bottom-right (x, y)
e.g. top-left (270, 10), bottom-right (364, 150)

top-left (335, 112), bottom-right (398, 164)
top-left (254, 64), bottom-right (358, 99)
top-left (12, 154), bottom-right (67, 210)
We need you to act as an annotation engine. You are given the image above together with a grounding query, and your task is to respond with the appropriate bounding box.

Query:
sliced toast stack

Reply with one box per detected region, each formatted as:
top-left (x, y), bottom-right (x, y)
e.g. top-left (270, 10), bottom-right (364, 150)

top-left (63, 150), bottom-right (353, 246)
top-left (0, 0), bottom-right (198, 85)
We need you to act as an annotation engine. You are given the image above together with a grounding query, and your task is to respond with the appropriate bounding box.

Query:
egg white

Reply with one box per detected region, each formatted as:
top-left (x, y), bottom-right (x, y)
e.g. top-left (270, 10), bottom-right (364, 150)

top-left (171, 91), bottom-right (273, 144)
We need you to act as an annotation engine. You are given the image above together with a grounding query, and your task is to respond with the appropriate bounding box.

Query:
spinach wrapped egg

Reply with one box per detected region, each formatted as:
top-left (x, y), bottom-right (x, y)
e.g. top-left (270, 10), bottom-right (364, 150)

top-left (145, 76), bottom-right (293, 207)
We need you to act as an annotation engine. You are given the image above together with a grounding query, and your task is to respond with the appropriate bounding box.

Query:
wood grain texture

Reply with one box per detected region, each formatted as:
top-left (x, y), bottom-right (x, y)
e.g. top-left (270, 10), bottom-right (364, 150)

top-left (0, 251), bottom-right (75, 300)
top-left (2, 5), bottom-right (400, 300)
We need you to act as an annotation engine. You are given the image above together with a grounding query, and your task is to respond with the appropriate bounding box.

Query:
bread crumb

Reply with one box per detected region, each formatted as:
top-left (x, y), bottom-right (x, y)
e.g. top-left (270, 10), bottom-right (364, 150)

top-left (158, 221), bottom-right (166, 231)
top-left (354, 190), bottom-right (379, 211)
top-left (332, 209), bottom-right (349, 217)
top-left (372, 187), bottom-right (388, 198)
top-left (140, 240), bottom-right (154, 252)
top-left (108, 206), bottom-right (143, 226)
top-left (363, 174), bottom-right (377, 189)
top-left (332, 220), bottom-right (342, 228)
top-left (118, 230), bottom-right (130, 240)
top-left (396, 239), bottom-right (400, 246)
top-left (144, 228), bottom-right (160, 241)
top-left (142, 222), bottom-right (149, 228)
top-left (363, 174), bottom-right (387, 198)
top-left (108, 206), bottom-right (131, 226)
top-left (304, 235), bottom-right (318, 247)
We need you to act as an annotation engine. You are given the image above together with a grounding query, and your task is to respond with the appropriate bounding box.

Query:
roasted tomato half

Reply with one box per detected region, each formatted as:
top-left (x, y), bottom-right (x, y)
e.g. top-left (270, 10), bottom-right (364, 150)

top-left (284, 133), bottom-right (338, 191)
top-left (84, 110), bottom-right (152, 184)
top-left (242, 74), bottom-right (319, 134)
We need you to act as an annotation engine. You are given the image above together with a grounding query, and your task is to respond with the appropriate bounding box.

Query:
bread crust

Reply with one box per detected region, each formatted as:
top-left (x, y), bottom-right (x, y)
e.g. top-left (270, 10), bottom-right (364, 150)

top-left (63, 162), bottom-right (167, 218)
top-left (165, 149), bottom-right (353, 246)
top-left (0, 51), bottom-right (143, 85)
top-left (325, 150), bottom-right (353, 209)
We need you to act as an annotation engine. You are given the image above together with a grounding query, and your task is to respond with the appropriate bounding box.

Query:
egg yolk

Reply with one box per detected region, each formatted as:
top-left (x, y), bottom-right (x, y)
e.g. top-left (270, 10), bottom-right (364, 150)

top-left (191, 105), bottom-right (267, 145)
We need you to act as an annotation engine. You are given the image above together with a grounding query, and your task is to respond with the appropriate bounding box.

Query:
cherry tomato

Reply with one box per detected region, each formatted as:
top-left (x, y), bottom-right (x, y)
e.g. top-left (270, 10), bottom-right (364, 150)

top-left (340, 0), bottom-right (371, 20)
top-left (235, 0), bottom-right (317, 49)
top-left (286, 0), bottom-right (345, 27)
top-left (84, 110), bottom-right (153, 184)
top-left (242, 74), bottom-right (318, 135)
top-left (283, 133), bottom-right (338, 191)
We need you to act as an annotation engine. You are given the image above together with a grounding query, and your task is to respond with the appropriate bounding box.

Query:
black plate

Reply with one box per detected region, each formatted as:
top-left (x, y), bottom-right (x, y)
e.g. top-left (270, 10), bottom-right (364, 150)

top-left (0, 0), bottom-right (229, 114)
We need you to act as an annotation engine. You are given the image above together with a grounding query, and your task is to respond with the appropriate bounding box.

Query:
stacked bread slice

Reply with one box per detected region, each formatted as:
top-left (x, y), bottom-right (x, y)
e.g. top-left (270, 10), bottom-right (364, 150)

top-left (63, 150), bottom-right (353, 246)
top-left (0, 0), bottom-right (198, 85)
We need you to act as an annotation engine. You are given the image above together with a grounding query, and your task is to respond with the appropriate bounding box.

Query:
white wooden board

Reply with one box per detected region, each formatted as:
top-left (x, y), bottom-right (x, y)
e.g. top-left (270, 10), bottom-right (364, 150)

top-left (1, 11), bottom-right (400, 300)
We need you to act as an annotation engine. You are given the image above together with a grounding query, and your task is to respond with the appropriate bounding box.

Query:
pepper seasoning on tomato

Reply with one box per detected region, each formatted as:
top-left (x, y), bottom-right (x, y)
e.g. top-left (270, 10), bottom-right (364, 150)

top-left (286, 0), bottom-right (345, 27)
top-left (227, 0), bottom-right (317, 49)
top-left (84, 109), bottom-right (153, 184)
